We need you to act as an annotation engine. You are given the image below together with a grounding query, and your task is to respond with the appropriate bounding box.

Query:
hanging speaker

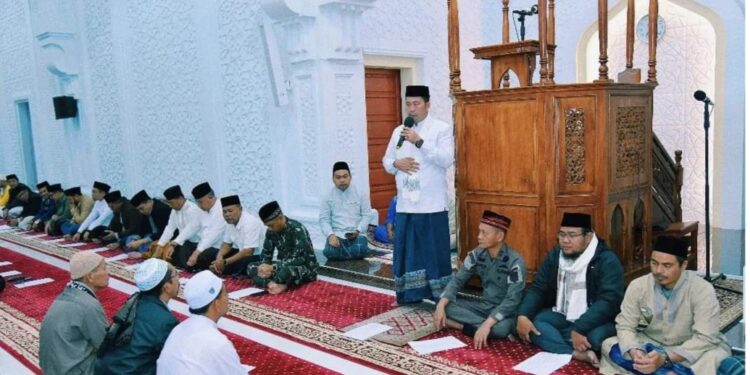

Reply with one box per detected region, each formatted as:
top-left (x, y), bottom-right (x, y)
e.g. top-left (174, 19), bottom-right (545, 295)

top-left (52, 96), bottom-right (78, 119)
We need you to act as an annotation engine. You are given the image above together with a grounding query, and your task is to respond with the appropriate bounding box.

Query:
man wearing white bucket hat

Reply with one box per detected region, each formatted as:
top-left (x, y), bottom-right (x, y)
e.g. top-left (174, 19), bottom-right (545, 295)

top-left (97, 258), bottom-right (180, 374)
top-left (156, 271), bottom-right (246, 374)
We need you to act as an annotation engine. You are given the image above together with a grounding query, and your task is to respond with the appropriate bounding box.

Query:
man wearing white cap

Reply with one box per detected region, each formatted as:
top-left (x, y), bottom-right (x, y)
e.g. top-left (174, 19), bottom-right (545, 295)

top-left (97, 259), bottom-right (179, 374)
top-left (157, 271), bottom-right (246, 374)
top-left (40, 251), bottom-right (109, 375)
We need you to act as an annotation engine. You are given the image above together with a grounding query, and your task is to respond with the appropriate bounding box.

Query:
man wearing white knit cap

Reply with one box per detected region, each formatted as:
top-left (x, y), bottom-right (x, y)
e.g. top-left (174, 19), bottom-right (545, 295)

top-left (157, 271), bottom-right (246, 374)
top-left (98, 259), bottom-right (179, 374)
top-left (40, 251), bottom-right (109, 375)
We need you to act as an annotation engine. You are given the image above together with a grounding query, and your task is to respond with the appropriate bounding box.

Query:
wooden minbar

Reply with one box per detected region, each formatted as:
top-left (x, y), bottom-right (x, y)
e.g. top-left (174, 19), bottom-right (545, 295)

top-left (448, 0), bottom-right (663, 282)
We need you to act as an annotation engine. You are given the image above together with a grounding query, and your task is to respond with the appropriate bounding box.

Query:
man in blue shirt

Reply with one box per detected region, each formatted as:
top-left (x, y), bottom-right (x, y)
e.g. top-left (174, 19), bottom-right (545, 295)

top-left (318, 161), bottom-right (372, 260)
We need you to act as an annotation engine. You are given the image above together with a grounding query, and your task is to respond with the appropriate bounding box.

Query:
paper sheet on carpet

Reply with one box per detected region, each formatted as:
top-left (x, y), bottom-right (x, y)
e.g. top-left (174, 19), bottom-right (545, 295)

top-left (0, 261), bottom-right (12, 266)
top-left (21, 233), bottom-right (47, 239)
top-left (85, 247), bottom-right (111, 253)
top-left (344, 323), bottom-right (392, 341)
top-left (408, 336), bottom-right (466, 355)
top-left (15, 278), bottom-right (55, 289)
top-left (0, 270), bottom-right (21, 277)
top-left (242, 364), bottom-right (255, 373)
top-left (229, 287), bottom-right (265, 300)
top-left (42, 238), bottom-right (66, 243)
top-left (105, 253), bottom-right (128, 262)
top-left (513, 352), bottom-right (572, 375)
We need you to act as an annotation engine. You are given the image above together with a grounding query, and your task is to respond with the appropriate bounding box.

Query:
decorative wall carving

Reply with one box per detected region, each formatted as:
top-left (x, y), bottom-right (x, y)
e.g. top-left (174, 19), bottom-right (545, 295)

top-left (217, 0), bottom-right (274, 209)
top-left (615, 106), bottom-right (646, 178)
top-left (565, 108), bottom-right (585, 184)
top-left (297, 75), bottom-right (320, 200)
top-left (84, 0), bottom-right (125, 189)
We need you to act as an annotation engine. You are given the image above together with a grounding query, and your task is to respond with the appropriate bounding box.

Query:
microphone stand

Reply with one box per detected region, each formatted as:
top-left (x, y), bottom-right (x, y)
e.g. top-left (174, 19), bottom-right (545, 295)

top-left (701, 100), bottom-right (725, 284)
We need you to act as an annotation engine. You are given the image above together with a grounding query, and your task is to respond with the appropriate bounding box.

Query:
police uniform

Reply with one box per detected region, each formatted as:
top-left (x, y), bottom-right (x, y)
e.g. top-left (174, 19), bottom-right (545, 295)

top-left (441, 243), bottom-right (527, 338)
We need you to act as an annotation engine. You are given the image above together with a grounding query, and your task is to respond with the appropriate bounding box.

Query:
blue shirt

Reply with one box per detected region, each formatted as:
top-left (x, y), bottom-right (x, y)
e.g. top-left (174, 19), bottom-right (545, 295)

top-left (318, 184), bottom-right (372, 238)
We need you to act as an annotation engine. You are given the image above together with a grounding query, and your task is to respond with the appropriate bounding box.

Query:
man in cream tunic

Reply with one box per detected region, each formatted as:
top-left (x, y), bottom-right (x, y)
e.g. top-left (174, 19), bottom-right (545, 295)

top-left (600, 236), bottom-right (731, 375)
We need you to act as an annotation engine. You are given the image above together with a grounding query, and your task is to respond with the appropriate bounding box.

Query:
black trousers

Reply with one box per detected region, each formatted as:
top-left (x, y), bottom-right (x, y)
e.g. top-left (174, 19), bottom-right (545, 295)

top-left (198, 247), bottom-right (259, 276)
top-left (170, 241), bottom-right (198, 269)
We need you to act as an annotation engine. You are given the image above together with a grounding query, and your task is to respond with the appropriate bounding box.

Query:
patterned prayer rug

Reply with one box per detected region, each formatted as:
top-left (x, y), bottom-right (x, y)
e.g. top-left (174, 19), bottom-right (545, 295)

top-left (343, 302), bottom-right (437, 346)
top-left (0, 247), bottom-right (341, 375)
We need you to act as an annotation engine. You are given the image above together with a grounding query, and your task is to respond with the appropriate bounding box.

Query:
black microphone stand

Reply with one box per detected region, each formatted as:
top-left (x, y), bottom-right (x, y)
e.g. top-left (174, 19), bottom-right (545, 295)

top-left (701, 99), bottom-right (725, 284)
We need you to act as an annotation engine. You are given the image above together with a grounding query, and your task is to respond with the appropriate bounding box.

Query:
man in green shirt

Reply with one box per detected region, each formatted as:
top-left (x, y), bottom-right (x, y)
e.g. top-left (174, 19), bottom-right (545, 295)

top-left (247, 201), bottom-right (318, 294)
top-left (44, 183), bottom-right (71, 235)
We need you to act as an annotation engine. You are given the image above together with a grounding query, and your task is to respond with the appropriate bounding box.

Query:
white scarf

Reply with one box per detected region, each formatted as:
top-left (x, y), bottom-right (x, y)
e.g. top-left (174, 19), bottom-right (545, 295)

top-left (554, 236), bottom-right (598, 321)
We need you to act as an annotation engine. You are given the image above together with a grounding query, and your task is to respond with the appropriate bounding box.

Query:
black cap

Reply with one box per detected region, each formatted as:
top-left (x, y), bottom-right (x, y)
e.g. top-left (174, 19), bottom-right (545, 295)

top-left (653, 236), bottom-right (689, 259)
top-left (405, 85), bottom-right (430, 100)
top-left (64, 187), bottom-right (82, 196)
top-left (104, 190), bottom-right (122, 203)
top-left (560, 213), bottom-right (592, 229)
top-left (48, 183), bottom-right (63, 193)
top-left (259, 201), bottom-right (282, 223)
top-left (220, 195), bottom-right (241, 207)
top-left (5, 174), bottom-right (18, 181)
top-left (36, 181), bottom-right (50, 189)
top-left (333, 161), bottom-right (350, 174)
top-left (131, 190), bottom-right (151, 207)
top-left (191, 182), bottom-right (213, 200)
top-left (93, 181), bottom-right (111, 193)
top-left (163, 185), bottom-right (183, 200)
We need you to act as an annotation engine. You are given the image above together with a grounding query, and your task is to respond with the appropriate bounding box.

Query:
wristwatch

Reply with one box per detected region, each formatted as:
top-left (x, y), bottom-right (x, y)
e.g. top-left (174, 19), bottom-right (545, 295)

top-left (415, 139), bottom-right (424, 148)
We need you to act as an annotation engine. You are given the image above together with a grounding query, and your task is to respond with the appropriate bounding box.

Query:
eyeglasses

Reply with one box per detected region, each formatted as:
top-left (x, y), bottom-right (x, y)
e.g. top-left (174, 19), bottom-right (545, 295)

top-left (557, 231), bottom-right (585, 240)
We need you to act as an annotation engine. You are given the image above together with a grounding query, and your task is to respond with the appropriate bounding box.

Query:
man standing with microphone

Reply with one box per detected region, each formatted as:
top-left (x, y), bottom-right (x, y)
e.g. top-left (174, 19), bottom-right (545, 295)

top-left (382, 85), bottom-right (455, 305)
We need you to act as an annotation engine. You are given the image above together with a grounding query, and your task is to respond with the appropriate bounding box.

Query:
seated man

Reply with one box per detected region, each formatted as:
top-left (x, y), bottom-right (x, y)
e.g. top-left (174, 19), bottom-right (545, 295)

top-left (1, 174), bottom-right (30, 219)
top-left (248, 201), bottom-right (318, 294)
top-left (434, 210), bottom-right (526, 349)
top-left (157, 271), bottom-right (246, 374)
top-left (600, 236), bottom-right (731, 374)
top-left (205, 195), bottom-right (265, 275)
top-left (73, 181), bottom-right (114, 242)
top-left (100, 190), bottom-right (149, 249)
top-left (373, 196), bottom-right (397, 244)
top-left (185, 182), bottom-right (225, 269)
top-left (45, 184), bottom-right (71, 235)
top-left (0, 178), bottom-right (9, 209)
top-left (9, 187), bottom-right (42, 229)
top-left (96, 259), bottom-right (179, 374)
top-left (318, 161), bottom-right (372, 260)
top-left (516, 212), bottom-right (624, 366)
top-left (29, 181), bottom-right (57, 231)
top-left (39, 252), bottom-right (109, 375)
top-left (58, 187), bottom-right (94, 236)
top-left (129, 190), bottom-right (172, 256)
top-left (152, 185), bottom-right (202, 266)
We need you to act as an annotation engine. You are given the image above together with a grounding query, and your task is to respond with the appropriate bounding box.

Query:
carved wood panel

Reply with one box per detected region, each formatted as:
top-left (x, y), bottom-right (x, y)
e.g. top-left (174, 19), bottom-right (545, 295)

top-left (565, 108), bottom-right (585, 184)
top-left (615, 106), bottom-right (646, 178)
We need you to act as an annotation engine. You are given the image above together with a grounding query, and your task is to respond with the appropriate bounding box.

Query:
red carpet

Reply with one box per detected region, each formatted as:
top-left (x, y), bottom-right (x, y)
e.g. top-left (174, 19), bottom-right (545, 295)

top-left (0, 247), bottom-right (338, 374)
top-left (424, 330), bottom-right (598, 375)
top-left (1, 231), bottom-right (600, 374)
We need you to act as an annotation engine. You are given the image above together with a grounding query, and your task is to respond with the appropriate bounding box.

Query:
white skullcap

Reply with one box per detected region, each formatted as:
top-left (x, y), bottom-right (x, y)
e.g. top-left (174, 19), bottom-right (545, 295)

top-left (184, 271), bottom-right (223, 310)
top-left (134, 259), bottom-right (169, 291)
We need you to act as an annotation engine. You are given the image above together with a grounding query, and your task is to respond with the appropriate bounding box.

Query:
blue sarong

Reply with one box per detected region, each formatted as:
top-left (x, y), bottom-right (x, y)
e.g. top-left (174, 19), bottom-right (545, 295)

top-left (609, 343), bottom-right (695, 375)
top-left (393, 211), bottom-right (452, 304)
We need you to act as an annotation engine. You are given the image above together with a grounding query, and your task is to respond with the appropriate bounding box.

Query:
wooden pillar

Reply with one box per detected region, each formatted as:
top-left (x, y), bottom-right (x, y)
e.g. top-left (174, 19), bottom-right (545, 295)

top-left (538, 0), bottom-right (551, 84)
top-left (448, 0), bottom-right (462, 92)
top-left (502, 0), bottom-right (510, 88)
top-left (547, 0), bottom-right (555, 83)
top-left (647, 0), bottom-right (659, 83)
top-left (626, 0), bottom-right (635, 69)
top-left (595, 0), bottom-right (611, 82)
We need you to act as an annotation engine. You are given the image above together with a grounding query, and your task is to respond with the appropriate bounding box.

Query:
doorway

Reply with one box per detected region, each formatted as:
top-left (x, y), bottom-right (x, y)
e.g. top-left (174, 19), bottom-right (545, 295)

top-left (364, 68), bottom-right (401, 224)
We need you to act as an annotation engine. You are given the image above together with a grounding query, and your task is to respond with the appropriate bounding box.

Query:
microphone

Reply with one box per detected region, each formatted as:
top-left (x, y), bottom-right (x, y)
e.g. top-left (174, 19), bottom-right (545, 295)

top-left (693, 90), bottom-right (714, 105)
top-left (396, 117), bottom-right (415, 149)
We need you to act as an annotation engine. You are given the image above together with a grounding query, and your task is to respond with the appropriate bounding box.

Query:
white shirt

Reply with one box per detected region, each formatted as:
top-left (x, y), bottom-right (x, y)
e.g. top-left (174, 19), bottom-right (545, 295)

top-left (382, 113), bottom-right (455, 213)
top-left (197, 200), bottom-right (226, 252)
top-left (223, 211), bottom-right (265, 252)
top-left (158, 200), bottom-right (203, 246)
top-left (77, 199), bottom-right (113, 233)
top-left (156, 314), bottom-right (246, 375)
